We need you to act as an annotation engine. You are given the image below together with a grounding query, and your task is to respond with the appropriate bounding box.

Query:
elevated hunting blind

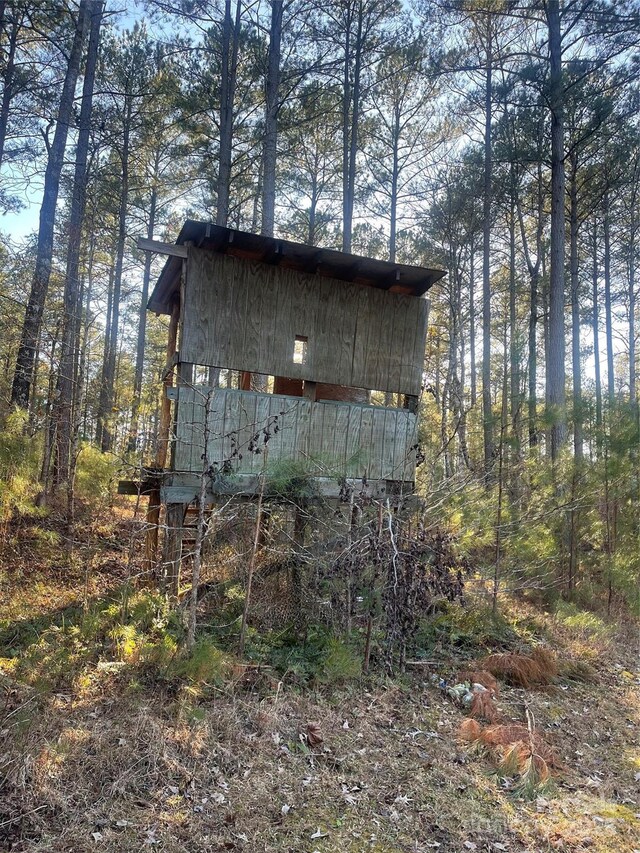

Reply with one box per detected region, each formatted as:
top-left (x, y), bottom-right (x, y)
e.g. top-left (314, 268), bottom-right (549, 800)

top-left (122, 221), bottom-right (444, 588)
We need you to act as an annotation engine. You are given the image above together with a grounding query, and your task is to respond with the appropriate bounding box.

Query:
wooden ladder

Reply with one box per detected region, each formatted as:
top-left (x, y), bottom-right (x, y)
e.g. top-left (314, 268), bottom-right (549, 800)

top-left (180, 503), bottom-right (214, 564)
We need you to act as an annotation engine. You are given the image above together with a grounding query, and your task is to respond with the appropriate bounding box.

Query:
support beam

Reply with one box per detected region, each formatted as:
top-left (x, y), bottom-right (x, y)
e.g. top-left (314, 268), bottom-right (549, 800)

top-left (144, 489), bottom-right (161, 583)
top-left (163, 502), bottom-right (185, 599)
top-left (137, 237), bottom-right (188, 258)
top-left (157, 300), bottom-right (180, 469)
top-left (144, 299), bottom-right (180, 574)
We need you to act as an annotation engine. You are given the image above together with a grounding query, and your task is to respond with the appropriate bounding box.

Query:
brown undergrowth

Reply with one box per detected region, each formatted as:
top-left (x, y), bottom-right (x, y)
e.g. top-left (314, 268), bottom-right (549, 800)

top-left (0, 526), bottom-right (638, 853)
top-left (480, 647), bottom-right (559, 688)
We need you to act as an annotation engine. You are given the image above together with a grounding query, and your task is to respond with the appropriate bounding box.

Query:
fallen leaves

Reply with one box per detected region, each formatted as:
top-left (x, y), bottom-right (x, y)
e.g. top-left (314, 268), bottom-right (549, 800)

top-left (305, 721), bottom-right (323, 747)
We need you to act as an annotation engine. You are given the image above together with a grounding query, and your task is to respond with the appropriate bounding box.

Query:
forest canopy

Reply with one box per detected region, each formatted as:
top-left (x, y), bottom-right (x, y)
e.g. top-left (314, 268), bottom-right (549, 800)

top-left (0, 0), bottom-right (638, 610)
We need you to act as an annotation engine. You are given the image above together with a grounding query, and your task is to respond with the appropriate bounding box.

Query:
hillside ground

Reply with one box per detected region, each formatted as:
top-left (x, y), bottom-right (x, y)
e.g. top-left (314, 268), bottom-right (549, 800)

top-left (0, 501), bottom-right (638, 853)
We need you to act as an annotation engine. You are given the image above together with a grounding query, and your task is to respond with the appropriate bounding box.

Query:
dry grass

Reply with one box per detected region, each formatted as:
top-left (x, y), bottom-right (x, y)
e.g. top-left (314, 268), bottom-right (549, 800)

top-left (480, 647), bottom-right (559, 688)
top-left (469, 689), bottom-right (501, 722)
top-left (467, 722), bottom-right (557, 766)
top-left (3, 652), bottom-right (637, 853)
top-left (0, 514), bottom-right (638, 853)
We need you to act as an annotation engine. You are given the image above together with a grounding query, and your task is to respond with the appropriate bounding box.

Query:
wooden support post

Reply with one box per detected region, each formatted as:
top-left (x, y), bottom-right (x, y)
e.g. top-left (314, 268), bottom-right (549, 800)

top-left (145, 299), bottom-right (180, 577)
top-left (404, 394), bottom-right (418, 413)
top-left (143, 488), bottom-right (161, 583)
top-left (164, 502), bottom-right (185, 599)
top-left (158, 299), bottom-right (180, 469)
top-left (303, 380), bottom-right (317, 401)
top-left (291, 505), bottom-right (307, 633)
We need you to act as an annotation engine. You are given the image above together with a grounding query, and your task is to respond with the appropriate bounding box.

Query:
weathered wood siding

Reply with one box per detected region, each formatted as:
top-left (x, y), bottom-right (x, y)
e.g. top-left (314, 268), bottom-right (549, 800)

top-left (180, 247), bottom-right (428, 396)
top-left (173, 387), bottom-right (418, 483)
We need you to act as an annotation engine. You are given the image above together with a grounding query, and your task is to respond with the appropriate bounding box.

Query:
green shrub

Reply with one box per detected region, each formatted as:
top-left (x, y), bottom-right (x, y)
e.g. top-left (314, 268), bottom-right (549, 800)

top-left (139, 632), bottom-right (179, 673)
top-left (265, 458), bottom-right (320, 503)
top-left (173, 637), bottom-right (232, 685)
top-left (554, 601), bottom-right (613, 640)
top-left (416, 602), bottom-right (519, 653)
top-left (74, 443), bottom-right (118, 503)
top-left (0, 410), bottom-right (41, 520)
top-left (256, 625), bottom-right (361, 686)
top-left (320, 637), bottom-right (361, 683)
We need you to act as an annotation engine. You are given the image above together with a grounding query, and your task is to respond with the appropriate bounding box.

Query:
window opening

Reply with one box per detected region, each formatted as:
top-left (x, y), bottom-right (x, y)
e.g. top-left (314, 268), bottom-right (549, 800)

top-left (293, 335), bottom-right (308, 365)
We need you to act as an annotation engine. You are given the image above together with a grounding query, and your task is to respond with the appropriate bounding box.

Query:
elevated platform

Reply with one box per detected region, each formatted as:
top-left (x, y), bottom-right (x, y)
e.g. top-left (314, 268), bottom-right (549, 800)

top-left (119, 388), bottom-right (419, 502)
top-left (172, 387), bottom-right (418, 484)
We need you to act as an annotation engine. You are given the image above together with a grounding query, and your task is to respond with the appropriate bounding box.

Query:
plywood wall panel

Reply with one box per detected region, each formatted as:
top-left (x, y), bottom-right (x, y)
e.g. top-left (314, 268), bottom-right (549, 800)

top-left (173, 388), bottom-right (418, 483)
top-left (181, 248), bottom-right (428, 396)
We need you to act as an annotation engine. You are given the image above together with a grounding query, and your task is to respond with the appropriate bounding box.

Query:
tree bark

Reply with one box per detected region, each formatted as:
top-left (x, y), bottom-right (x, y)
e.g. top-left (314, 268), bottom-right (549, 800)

top-left (260, 0), bottom-right (282, 237)
top-left (54, 0), bottom-right (103, 489)
top-left (389, 104), bottom-right (400, 263)
top-left (469, 239), bottom-right (477, 408)
top-left (11, 0), bottom-right (89, 408)
top-left (592, 220), bottom-right (603, 447)
top-left (99, 95), bottom-right (132, 453)
top-left (217, 0), bottom-right (242, 227)
top-left (603, 189), bottom-right (615, 410)
top-left (128, 149), bottom-right (159, 455)
top-left (96, 259), bottom-right (115, 449)
top-left (482, 24), bottom-right (494, 477)
top-left (546, 0), bottom-right (567, 460)
top-left (569, 154), bottom-right (583, 460)
top-left (342, 2), bottom-right (363, 254)
top-left (0, 5), bottom-right (19, 169)
top-left (629, 211), bottom-right (636, 408)
top-left (508, 186), bottom-right (520, 460)
top-left (517, 158), bottom-right (544, 452)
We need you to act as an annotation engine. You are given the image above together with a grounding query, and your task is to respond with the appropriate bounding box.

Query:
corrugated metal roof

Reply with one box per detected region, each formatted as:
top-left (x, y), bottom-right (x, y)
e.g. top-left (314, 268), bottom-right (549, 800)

top-left (147, 220), bottom-right (445, 314)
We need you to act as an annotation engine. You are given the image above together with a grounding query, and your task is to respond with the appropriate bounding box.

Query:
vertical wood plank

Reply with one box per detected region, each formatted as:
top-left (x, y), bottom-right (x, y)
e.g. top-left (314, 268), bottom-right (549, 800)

top-left (345, 404), bottom-right (362, 476)
top-left (334, 404), bottom-right (350, 474)
top-left (181, 247), bottom-right (428, 395)
top-left (359, 406), bottom-right (374, 481)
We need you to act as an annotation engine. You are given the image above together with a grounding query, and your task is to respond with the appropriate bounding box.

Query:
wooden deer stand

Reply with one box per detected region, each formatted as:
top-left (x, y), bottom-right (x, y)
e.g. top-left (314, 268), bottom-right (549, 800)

top-left (119, 221), bottom-right (444, 595)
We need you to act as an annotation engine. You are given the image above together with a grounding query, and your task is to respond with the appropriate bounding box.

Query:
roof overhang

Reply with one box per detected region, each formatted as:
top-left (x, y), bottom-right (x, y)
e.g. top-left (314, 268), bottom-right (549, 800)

top-left (146, 220), bottom-right (446, 315)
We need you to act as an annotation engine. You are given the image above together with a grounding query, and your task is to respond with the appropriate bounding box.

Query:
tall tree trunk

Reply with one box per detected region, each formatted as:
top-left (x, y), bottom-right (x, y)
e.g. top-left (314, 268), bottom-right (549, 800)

top-left (39, 319), bottom-right (62, 499)
top-left (469, 239), bottom-right (477, 408)
top-left (341, 2), bottom-right (352, 252)
top-left (79, 233), bottom-right (96, 441)
top-left (128, 151), bottom-right (159, 454)
top-left (628, 189), bottom-right (639, 524)
top-left (482, 26), bottom-right (494, 477)
top-left (308, 167), bottom-right (319, 244)
top-left (517, 158), bottom-right (544, 452)
top-left (629, 219), bottom-right (636, 408)
top-left (546, 0), bottom-right (567, 460)
top-left (54, 0), bottom-right (103, 490)
top-left (528, 263), bottom-right (539, 450)
top-left (0, 6), bottom-right (19, 169)
top-left (508, 187), bottom-right (520, 460)
top-left (493, 316), bottom-right (509, 613)
top-left (628, 157), bottom-right (638, 411)
top-left (389, 106), bottom-right (400, 263)
top-left (603, 189), bottom-right (615, 410)
top-left (76, 229), bottom-right (95, 438)
top-left (100, 97), bottom-right (132, 453)
top-left (342, 2), bottom-right (362, 253)
top-left (260, 0), bottom-right (282, 237)
top-left (11, 0), bottom-right (89, 408)
top-left (592, 220), bottom-right (603, 448)
top-left (217, 0), bottom-right (241, 227)
top-left (96, 260), bottom-right (115, 448)
top-left (569, 156), bottom-right (583, 460)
